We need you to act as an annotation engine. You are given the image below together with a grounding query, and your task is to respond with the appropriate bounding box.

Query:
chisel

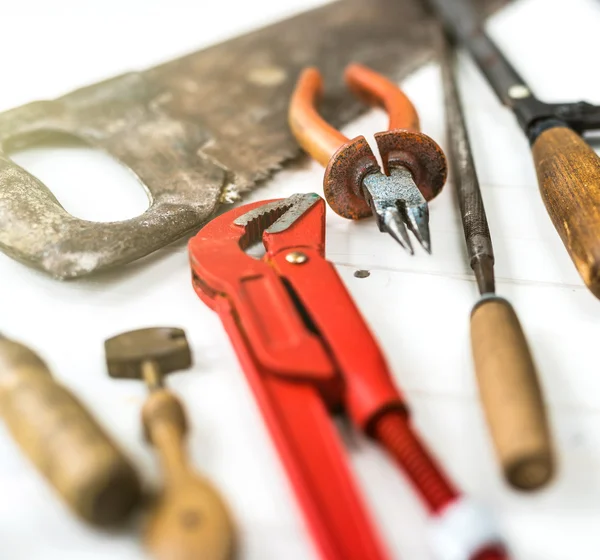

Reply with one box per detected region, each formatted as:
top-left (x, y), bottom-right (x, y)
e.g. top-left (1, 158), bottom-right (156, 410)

top-left (440, 35), bottom-right (554, 491)
top-left (429, 0), bottom-right (600, 299)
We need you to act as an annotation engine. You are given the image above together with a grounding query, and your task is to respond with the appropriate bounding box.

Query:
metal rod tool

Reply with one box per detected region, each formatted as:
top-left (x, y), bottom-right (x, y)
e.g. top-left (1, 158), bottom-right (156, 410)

top-left (105, 327), bottom-right (235, 560)
top-left (429, 0), bottom-right (600, 298)
top-left (440, 36), bottom-right (554, 491)
top-left (0, 334), bottom-right (141, 525)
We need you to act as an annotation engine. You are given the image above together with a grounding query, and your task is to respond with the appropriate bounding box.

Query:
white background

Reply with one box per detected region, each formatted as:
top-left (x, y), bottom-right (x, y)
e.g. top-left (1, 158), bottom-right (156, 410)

top-left (1, 0), bottom-right (600, 558)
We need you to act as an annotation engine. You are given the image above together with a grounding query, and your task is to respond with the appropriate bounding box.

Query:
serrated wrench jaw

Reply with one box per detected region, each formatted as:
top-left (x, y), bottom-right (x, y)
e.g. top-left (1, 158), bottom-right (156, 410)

top-left (234, 193), bottom-right (321, 249)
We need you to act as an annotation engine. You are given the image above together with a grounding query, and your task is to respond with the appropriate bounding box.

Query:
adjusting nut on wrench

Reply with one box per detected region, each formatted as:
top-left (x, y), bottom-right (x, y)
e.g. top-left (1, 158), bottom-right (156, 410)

top-left (290, 63), bottom-right (448, 254)
top-left (105, 327), bottom-right (235, 560)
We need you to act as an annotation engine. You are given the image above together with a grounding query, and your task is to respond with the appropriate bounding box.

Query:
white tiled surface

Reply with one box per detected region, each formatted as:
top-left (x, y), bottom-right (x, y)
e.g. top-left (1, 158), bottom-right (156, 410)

top-left (1, 0), bottom-right (600, 558)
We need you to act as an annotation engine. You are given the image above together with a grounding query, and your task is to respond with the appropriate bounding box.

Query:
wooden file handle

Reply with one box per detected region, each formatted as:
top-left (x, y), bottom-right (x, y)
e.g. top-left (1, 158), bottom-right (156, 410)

top-left (532, 126), bottom-right (600, 298)
top-left (142, 390), bottom-right (235, 560)
top-left (470, 297), bottom-right (553, 491)
top-left (0, 337), bottom-right (141, 525)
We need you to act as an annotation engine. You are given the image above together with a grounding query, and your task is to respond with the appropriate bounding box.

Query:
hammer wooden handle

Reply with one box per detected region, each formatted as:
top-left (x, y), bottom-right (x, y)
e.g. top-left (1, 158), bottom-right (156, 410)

top-left (532, 126), bottom-right (600, 298)
top-left (142, 390), bottom-right (235, 560)
top-left (0, 337), bottom-right (141, 525)
top-left (470, 297), bottom-right (553, 491)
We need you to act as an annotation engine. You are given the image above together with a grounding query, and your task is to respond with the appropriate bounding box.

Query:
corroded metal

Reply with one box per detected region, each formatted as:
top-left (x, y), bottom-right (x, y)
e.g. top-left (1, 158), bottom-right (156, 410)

top-left (376, 130), bottom-right (447, 201)
top-left (0, 0), bottom-right (508, 279)
top-left (323, 137), bottom-right (379, 220)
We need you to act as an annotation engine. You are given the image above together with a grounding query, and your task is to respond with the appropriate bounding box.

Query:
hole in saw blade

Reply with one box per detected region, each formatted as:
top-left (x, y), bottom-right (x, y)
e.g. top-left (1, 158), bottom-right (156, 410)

top-left (6, 131), bottom-right (149, 222)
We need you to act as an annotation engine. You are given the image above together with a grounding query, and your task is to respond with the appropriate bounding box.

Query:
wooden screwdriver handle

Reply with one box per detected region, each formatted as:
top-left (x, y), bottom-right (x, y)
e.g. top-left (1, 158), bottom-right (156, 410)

top-left (142, 390), bottom-right (235, 560)
top-left (532, 126), bottom-right (600, 298)
top-left (470, 297), bottom-right (553, 491)
top-left (0, 337), bottom-right (141, 525)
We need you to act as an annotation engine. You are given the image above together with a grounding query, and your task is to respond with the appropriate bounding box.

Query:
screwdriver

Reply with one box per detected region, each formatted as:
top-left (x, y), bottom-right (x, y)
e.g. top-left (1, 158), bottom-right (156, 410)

top-left (0, 333), bottom-right (141, 524)
top-left (440, 35), bottom-right (555, 491)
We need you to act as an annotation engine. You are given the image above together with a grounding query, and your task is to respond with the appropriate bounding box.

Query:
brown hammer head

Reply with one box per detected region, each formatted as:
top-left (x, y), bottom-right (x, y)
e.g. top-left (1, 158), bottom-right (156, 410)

top-left (105, 328), bottom-right (192, 380)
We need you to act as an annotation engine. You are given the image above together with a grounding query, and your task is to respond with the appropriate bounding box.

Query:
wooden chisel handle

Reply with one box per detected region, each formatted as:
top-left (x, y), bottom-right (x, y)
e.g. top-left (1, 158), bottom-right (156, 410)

top-left (0, 336), bottom-right (141, 525)
top-left (532, 126), bottom-right (600, 298)
top-left (470, 297), bottom-right (553, 491)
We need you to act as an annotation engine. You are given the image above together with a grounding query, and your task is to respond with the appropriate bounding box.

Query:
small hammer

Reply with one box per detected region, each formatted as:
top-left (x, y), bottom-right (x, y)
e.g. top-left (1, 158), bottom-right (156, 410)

top-left (105, 327), bottom-right (235, 560)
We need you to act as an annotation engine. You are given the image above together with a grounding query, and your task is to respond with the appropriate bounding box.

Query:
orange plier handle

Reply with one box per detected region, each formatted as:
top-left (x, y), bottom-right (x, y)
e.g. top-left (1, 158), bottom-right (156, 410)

top-left (289, 63), bottom-right (420, 167)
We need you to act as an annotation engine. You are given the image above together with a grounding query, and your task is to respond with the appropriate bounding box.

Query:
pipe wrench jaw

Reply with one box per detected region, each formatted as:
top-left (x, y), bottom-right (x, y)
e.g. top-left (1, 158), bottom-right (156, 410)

top-left (189, 193), bottom-right (336, 382)
top-left (188, 196), bottom-right (297, 306)
top-left (234, 192), bottom-right (325, 258)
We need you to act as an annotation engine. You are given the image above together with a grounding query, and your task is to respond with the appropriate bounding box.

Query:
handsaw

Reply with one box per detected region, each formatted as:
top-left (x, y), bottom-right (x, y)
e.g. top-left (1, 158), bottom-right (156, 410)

top-left (0, 0), bottom-right (508, 279)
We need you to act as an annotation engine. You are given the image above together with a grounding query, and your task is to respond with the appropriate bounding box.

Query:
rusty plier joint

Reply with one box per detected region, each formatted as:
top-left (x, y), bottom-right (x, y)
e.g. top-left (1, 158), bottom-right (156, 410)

top-left (290, 64), bottom-right (447, 254)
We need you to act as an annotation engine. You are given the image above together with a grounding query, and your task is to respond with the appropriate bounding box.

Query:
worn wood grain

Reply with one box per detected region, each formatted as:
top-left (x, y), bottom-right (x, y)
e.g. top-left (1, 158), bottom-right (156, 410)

top-left (143, 390), bottom-right (235, 560)
top-left (0, 337), bottom-right (141, 525)
top-left (470, 297), bottom-right (553, 491)
top-left (532, 126), bottom-right (600, 298)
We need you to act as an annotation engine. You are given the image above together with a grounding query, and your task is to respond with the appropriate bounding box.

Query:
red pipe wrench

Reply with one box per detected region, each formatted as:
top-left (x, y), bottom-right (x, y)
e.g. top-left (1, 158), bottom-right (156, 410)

top-left (188, 193), bottom-right (507, 560)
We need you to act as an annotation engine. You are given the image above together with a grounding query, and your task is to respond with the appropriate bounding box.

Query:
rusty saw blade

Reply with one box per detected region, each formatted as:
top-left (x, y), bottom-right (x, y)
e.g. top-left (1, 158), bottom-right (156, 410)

top-left (0, 0), bottom-right (508, 279)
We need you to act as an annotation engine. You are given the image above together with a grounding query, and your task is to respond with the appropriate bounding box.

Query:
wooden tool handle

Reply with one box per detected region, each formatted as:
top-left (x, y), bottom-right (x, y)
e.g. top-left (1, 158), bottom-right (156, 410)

top-left (532, 126), bottom-right (600, 298)
top-left (0, 338), bottom-right (141, 525)
top-left (143, 390), bottom-right (235, 560)
top-left (470, 297), bottom-right (553, 491)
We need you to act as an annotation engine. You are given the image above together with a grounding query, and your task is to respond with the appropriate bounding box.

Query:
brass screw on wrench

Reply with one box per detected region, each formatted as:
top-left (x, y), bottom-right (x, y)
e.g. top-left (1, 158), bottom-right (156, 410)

top-left (105, 327), bottom-right (235, 560)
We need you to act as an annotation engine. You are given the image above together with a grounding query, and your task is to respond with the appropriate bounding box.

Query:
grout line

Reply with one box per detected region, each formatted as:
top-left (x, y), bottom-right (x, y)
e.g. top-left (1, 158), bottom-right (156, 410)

top-left (333, 261), bottom-right (586, 291)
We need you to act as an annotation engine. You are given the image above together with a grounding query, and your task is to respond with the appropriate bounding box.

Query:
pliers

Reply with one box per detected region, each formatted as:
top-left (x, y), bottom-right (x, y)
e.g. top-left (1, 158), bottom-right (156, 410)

top-left (289, 64), bottom-right (447, 254)
top-left (188, 193), bottom-right (507, 560)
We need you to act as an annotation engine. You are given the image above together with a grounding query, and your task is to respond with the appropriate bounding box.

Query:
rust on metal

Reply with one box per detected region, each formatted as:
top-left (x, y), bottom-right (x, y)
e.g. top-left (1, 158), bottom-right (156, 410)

top-left (375, 130), bottom-right (447, 201)
top-left (323, 138), bottom-right (379, 219)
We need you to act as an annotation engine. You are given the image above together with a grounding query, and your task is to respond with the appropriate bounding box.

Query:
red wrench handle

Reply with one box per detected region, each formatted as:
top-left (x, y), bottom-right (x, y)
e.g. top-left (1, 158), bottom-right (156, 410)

top-left (214, 296), bottom-right (390, 560)
top-left (268, 246), bottom-right (470, 525)
top-left (268, 246), bottom-right (403, 430)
